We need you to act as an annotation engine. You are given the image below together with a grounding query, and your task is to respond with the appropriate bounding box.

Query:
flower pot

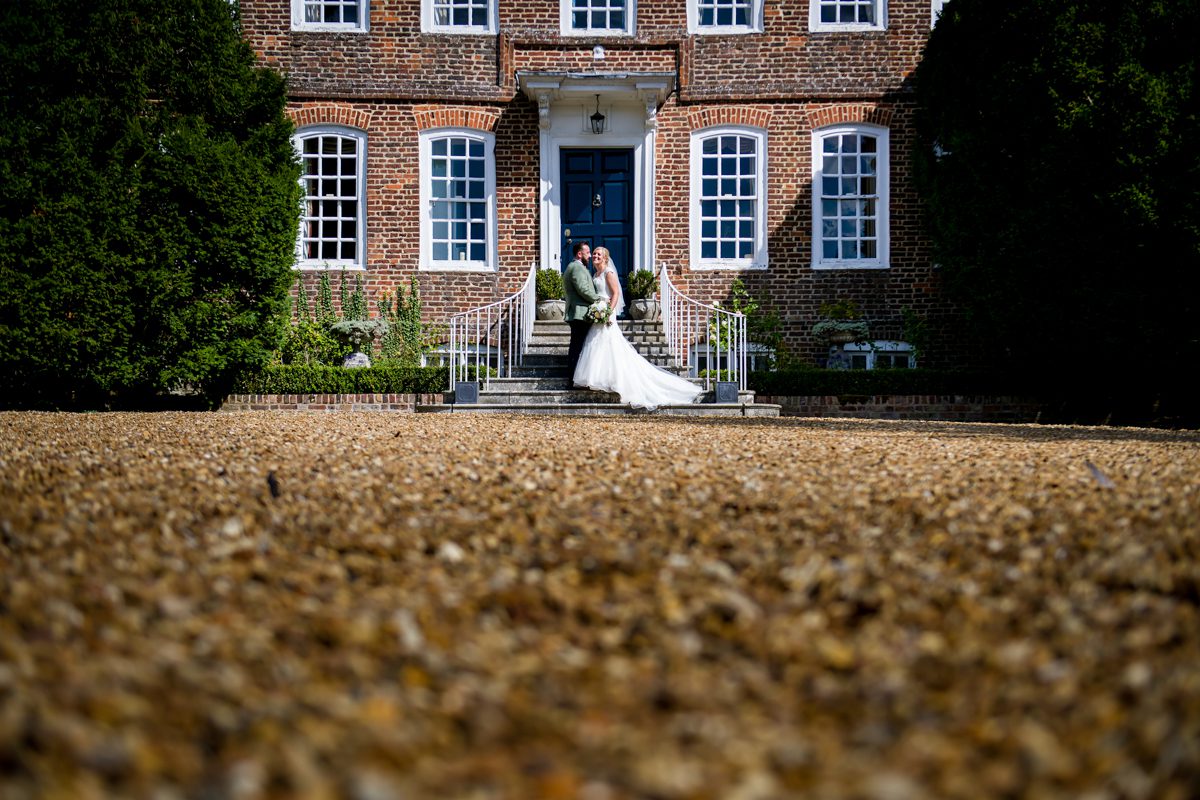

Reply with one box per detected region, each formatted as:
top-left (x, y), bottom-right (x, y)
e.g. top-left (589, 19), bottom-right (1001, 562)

top-left (629, 298), bottom-right (661, 322)
top-left (536, 299), bottom-right (566, 321)
top-left (826, 330), bottom-right (858, 345)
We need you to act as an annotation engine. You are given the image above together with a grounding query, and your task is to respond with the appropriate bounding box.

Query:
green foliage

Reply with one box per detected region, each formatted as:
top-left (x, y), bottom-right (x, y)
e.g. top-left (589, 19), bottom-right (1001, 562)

top-left (812, 319), bottom-right (871, 343)
top-left (377, 278), bottom-right (428, 365)
top-left (234, 365), bottom-right (448, 394)
top-left (315, 272), bottom-right (337, 329)
top-left (278, 320), bottom-right (345, 366)
top-left (535, 268), bottom-right (565, 301)
top-left (818, 298), bottom-right (862, 320)
top-left (914, 0), bottom-right (1200, 384)
top-left (627, 269), bottom-right (657, 300)
top-left (900, 307), bottom-right (931, 363)
top-left (339, 269), bottom-right (368, 322)
top-left (329, 319), bottom-right (387, 352)
top-left (0, 0), bottom-right (302, 409)
top-left (278, 273), bottom-right (344, 365)
top-left (710, 279), bottom-right (785, 367)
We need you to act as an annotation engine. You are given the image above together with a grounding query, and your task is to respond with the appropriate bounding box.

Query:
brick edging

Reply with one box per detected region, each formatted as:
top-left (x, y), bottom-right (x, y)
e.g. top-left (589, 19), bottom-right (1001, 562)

top-left (220, 394), bottom-right (443, 412)
top-left (758, 395), bottom-right (1044, 423)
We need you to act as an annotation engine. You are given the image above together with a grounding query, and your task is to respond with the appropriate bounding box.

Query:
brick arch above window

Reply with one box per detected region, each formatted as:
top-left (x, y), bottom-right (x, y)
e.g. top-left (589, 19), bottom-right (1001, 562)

top-left (687, 107), bottom-right (772, 132)
top-left (287, 105), bottom-right (373, 132)
top-left (413, 107), bottom-right (500, 133)
top-left (805, 104), bottom-right (893, 130)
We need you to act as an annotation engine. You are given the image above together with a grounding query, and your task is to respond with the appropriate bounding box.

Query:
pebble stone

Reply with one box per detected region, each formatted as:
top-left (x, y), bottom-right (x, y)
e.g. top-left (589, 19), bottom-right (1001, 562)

top-left (1, 411), bottom-right (1198, 799)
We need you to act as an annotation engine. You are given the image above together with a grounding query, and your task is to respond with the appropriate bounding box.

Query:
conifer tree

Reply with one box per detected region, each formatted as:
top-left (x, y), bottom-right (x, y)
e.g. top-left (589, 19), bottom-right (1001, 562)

top-left (915, 0), bottom-right (1200, 388)
top-left (0, 0), bottom-right (301, 407)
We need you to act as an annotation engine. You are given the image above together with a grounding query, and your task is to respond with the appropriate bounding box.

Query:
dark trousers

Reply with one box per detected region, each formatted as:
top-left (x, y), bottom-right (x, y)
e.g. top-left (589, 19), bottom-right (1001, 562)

top-left (567, 319), bottom-right (590, 383)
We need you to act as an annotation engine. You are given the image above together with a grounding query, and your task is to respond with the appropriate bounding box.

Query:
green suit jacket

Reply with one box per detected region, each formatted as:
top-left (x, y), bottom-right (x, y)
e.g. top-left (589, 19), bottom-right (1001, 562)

top-left (563, 259), bottom-right (600, 322)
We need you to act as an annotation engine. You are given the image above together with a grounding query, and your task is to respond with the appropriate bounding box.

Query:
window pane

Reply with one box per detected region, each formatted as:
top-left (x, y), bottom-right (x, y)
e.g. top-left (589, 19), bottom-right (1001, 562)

top-left (697, 132), bottom-right (760, 262)
top-left (299, 132), bottom-right (360, 263)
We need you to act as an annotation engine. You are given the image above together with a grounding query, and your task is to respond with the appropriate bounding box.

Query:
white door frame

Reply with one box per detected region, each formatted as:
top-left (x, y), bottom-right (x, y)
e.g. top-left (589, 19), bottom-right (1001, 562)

top-left (518, 72), bottom-right (674, 273)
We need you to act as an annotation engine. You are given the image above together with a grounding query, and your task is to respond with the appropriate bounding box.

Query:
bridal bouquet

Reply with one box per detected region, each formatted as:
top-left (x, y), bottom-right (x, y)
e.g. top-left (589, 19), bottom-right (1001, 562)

top-left (586, 301), bottom-right (614, 326)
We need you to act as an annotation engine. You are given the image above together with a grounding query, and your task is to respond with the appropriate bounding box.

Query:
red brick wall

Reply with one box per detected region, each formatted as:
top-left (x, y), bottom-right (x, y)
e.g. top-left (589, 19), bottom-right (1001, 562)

top-left (243, 0), bottom-right (966, 367)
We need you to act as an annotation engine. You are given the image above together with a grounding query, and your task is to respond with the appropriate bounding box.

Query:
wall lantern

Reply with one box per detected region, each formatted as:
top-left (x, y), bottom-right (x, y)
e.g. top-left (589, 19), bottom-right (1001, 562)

top-left (590, 94), bottom-right (605, 135)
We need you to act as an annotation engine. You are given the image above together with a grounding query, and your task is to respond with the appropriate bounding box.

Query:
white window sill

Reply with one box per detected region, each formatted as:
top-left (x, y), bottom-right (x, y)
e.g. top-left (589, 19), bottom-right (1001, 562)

top-left (559, 28), bottom-right (636, 37)
top-left (808, 24), bottom-right (885, 33)
top-left (295, 262), bottom-right (366, 271)
top-left (421, 263), bottom-right (496, 273)
top-left (424, 26), bottom-right (496, 34)
top-left (692, 26), bottom-right (763, 35)
top-left (690, 259), bottom-right (768, 271)
top-left (292, 24), bottom-right (369, 33)
top-left (812, 261), bottom-right (889, 270)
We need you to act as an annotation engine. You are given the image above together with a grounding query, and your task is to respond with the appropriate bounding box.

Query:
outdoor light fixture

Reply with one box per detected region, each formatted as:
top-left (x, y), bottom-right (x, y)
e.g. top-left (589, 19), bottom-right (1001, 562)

top-left (590, 94), bottom-right (605, 134)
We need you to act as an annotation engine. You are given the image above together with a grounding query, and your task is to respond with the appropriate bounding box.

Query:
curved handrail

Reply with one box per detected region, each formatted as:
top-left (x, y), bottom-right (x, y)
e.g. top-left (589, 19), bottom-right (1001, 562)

top-left (660, 265), bottom-right (747, 392)
top-left (448, 265), bottom-right (537, 392)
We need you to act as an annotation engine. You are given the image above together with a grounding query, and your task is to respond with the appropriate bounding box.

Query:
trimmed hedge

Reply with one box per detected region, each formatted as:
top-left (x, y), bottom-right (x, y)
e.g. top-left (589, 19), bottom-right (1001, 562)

top-left (748, 369), bottom-right (1021, 397)
top-left (233, 365), bottom-right (449, 395)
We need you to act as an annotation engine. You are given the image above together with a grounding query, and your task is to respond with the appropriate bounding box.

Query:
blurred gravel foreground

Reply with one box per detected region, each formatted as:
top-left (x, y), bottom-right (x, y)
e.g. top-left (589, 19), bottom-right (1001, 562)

top-left (1, 412), bottom-right (1198, 799)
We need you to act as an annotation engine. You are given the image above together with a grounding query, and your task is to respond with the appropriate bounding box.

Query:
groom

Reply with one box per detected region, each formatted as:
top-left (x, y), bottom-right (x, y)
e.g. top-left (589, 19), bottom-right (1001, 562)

top-left (563, 241), bottom-right (600, 388)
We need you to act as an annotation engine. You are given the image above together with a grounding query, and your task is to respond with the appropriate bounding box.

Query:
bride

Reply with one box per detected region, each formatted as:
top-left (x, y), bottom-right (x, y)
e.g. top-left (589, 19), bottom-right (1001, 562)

top-left (573, 247), bottom-right (703, 410)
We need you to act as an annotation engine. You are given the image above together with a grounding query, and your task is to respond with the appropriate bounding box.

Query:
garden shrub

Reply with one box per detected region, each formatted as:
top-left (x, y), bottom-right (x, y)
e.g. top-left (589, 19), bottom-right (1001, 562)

top-left (0, 0), bottom-right (301, 409)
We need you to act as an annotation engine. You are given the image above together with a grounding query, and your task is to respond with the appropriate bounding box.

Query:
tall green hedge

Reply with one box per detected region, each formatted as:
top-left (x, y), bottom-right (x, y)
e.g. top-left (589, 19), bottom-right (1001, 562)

top-left (914, 0), bottom-right (1200, 386)
top-left (233, 365), bottom-right (449, 395)
top-left (0, 0), bottom-right (301, 409)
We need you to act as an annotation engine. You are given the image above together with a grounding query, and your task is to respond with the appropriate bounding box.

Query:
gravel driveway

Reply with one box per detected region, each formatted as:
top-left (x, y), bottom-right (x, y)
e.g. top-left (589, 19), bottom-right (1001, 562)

top-left (2, 412), bottom-right (1198, 799)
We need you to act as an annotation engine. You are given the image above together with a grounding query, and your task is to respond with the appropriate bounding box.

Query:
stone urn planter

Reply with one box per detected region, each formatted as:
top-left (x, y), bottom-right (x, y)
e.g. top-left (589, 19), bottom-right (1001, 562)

top-left (535, 268), bottom-right (566, 321)
top-left (629, 298), bottom-right (661, 322)
top-left (536, 299), bottom-right (566, 321)
top-left (330, 319), bottom-right (388, 368)
top-left (626, 269), bottom-right (659, 322)
top-left (813, 321), bottom-right (869, 346)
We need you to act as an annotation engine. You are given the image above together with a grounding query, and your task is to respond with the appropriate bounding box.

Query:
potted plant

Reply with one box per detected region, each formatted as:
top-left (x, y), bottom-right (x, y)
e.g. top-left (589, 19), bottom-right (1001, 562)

top-left (535, 268), bottom-right (566, 321)
top-left (627, 268), bottom-right (660, 321)
top-left (812, 298), bottom-right (869, 345)
top-left (330, 318), bottom-right (389, 367)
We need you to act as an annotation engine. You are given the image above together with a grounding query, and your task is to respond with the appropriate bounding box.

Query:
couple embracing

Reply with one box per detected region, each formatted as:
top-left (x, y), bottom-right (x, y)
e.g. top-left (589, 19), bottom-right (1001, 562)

top-left (562, 241), bottom-right (702, 410)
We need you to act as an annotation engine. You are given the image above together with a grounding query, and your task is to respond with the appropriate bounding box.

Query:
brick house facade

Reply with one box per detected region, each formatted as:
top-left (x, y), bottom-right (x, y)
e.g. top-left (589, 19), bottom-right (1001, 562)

top-left (239, 0), bottom-right (957, 367)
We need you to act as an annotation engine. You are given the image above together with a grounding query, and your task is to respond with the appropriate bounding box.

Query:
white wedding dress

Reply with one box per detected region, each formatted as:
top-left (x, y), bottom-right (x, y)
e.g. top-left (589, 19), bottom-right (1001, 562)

top-left (573, 266), bottom-right (702, 410)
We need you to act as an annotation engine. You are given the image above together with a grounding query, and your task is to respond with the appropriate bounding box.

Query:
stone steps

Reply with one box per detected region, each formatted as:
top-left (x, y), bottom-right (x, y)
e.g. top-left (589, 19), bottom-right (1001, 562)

top-left (417, 402), bottom-right (780, 417)
top-left (418, 319), bottom-right (779, 417)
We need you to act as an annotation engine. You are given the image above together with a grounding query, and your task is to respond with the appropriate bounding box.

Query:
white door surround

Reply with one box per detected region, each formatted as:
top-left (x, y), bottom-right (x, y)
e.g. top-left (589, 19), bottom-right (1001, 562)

top-left (517, 71), bottom-right (675, 273)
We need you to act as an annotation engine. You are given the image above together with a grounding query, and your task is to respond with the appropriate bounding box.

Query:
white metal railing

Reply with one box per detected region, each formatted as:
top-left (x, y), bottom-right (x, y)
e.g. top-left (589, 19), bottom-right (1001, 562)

top-left (660, 265), bottom-right (747, 391)
top-left (448, 264), bottom-right (537, 392)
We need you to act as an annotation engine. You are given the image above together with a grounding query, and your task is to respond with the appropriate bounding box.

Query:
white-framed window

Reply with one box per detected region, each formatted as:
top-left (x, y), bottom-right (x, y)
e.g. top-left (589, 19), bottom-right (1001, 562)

top-left (931, 0), bottom-right (946, 27)
top-left (291, 0), bottom-right (369, 32)
top-left (832, 340), bottom-right (914, 370)
top-left (561, 0), bottom-right (636, 36)
top-left (689, 126), bottom-right (768, 270)
top-left (419, 129), bottom-right (497, 272)
top-left (808, 0), bottom-right (885, 32)
top-left (687, 0), bottom-right (763, 33)
top-left (422, 0), bottom-right (497, 33)
top-left (295, 126), bottom-right (366, 269)
top-left (812, 124), bottom-right (889, 269)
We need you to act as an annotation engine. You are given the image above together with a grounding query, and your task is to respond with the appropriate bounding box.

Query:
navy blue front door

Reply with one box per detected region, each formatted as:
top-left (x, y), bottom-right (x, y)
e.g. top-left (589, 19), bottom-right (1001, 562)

top-left (560, 148), bottom-right (634, 305)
